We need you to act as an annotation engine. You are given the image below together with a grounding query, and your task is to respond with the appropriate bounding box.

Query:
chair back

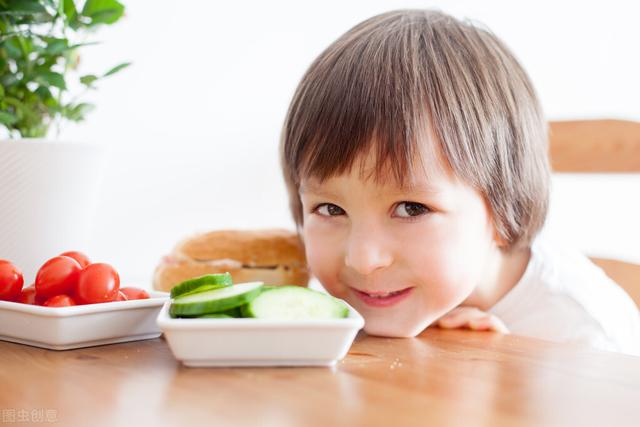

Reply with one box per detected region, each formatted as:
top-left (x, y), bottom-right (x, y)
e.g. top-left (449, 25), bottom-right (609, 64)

top-left (549, 119), bottom-right (640, 307)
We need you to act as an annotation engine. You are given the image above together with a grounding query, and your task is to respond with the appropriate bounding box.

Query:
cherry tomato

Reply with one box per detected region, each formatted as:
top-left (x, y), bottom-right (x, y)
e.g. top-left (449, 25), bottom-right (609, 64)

top-left (16, 285), bottom-right (38, 305)
top-left (116, 291), bottom-right (128, 301)
top-left (59, 251), bottom-right (91, 268)
top-left (35, 256), bottom-right (82, 299)
top-left (120, 287), bottom-right (150, 300)
top-left (75, 263), bottom-right (120, 304)
top-left (17, 285), bottom-right (47, 305)
top-left (0, 260), bottom-right (24, 301)
top-left (43, 294), bottom-right (76, 307)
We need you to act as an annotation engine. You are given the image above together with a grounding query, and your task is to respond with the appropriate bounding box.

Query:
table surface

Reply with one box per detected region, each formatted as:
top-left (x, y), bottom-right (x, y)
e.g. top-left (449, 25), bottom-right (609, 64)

top-left (1, 328), bottom-right (639, 427)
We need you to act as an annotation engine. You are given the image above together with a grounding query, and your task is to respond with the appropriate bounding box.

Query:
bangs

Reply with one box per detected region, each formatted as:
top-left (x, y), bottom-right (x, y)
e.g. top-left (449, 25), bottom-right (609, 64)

top-left (283, 12), bottom-right (437, 189)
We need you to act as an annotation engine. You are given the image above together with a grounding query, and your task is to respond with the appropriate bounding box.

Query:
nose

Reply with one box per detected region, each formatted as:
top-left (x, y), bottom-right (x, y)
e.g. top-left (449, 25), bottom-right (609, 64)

top-left (344, 227), bottom-right (394, 276)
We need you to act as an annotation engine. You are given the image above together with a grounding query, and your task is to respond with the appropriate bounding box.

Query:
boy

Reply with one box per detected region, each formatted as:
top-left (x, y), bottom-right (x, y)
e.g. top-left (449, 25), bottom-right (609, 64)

top-left (279, 9), bottom-right (640, 355)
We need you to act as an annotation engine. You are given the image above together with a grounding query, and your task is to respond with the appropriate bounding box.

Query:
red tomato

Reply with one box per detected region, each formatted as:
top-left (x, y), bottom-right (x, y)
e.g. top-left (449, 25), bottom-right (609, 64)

top-left (0, 260), bottom-right (24, 301)
top-left (120, 287), bottom-right (150, 300)
top-left (116, 291), bottom-right (128, 301)
top-left (59, 251), bottom-right (91, 268)
top-left (35, 256), bottom-right (82, 299)
top-left (16, 285), bottom-right (38, 305)
top-left (75, 263), bottom-right (120, 304)
top-left (43, 294), bottom-right (76, 307)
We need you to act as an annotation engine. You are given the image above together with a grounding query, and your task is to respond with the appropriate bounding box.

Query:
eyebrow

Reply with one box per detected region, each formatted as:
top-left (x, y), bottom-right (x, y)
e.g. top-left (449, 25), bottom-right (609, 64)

top-left (299, 184), bottom-right (341, 198)
top-left (394, 183), bottom-right (442, 194)
top-left (299, 182), bottom-right (442, 197)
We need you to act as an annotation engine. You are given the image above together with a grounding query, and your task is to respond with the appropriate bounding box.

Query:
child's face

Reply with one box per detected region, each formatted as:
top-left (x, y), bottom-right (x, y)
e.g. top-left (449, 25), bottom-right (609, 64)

top-left (299, 147), bottom-right (502, 337)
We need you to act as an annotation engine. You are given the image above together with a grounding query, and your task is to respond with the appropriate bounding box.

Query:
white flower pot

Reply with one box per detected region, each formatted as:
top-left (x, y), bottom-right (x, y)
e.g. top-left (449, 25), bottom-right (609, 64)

top-left (0, 139), bottom-right (109, 284)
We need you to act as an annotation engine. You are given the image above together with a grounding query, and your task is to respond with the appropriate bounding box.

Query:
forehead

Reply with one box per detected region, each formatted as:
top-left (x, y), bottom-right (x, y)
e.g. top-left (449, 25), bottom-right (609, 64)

top-left (300, 142), bottom-right (452, 195)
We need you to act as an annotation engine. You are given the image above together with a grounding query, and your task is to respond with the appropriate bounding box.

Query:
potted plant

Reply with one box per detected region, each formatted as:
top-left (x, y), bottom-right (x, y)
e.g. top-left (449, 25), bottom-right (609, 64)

top-left (0, 0), bottom-right (129, 283)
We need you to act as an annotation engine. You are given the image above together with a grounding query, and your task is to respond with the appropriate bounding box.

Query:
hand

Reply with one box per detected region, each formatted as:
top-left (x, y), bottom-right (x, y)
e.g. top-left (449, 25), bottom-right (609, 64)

top-left (436, 306), bottom-right (509, 333)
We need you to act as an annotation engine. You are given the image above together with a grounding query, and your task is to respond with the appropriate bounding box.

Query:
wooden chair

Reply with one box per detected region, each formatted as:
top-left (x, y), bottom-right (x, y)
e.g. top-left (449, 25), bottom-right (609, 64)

top-left (548, 119), bottom-right (640, 307)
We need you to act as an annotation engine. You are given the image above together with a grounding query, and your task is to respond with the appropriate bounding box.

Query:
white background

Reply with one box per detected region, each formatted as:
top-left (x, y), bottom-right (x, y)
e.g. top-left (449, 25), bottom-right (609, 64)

top-left (55, 0), bottom-right (639, 287)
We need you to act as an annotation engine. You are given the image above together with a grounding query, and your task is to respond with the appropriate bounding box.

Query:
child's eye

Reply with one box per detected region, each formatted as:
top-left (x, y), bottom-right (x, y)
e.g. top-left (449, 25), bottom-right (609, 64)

top-left (314, 203), bottom-right (346, 217)
top-left (393, 202), bottom-right (430, 219)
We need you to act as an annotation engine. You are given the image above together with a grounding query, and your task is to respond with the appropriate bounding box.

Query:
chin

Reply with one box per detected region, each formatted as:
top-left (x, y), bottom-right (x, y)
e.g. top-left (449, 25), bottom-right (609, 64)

top-left (362, 321), bottom-right (427, 338)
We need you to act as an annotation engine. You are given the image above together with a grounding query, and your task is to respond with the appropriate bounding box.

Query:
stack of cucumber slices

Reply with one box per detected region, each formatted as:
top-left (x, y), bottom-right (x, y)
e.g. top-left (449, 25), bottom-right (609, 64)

top-left (169, 273), bottom-right (349, 320)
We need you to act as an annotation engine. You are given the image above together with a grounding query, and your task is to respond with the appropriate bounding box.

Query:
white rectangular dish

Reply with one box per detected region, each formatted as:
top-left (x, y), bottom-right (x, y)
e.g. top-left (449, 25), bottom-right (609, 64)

top-left (157, 300), bottom-right (365, 367)
top-left (0, 291), bottom-right (169, 350)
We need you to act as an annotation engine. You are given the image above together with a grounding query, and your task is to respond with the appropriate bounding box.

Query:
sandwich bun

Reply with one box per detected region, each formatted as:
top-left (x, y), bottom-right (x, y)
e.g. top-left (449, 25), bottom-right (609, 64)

top-left (153, 228), bottom-right (309, 293)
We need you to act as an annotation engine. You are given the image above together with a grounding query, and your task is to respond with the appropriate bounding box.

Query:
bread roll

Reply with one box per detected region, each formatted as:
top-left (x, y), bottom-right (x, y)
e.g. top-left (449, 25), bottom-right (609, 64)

top-left (153, 229), bottom-right (309, 293)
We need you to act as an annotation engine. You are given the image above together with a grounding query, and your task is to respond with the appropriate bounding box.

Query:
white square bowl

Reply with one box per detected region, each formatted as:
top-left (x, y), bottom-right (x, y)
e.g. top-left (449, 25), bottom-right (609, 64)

top-left (157, 300), bottom-right (365, 367)
top-left (0, 291), bottom-right (169, 350)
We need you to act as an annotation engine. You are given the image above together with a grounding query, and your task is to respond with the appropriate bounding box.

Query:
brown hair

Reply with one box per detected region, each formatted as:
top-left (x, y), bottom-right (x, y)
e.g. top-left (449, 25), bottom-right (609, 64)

top-left (280, 9), bottom-right (550, 250)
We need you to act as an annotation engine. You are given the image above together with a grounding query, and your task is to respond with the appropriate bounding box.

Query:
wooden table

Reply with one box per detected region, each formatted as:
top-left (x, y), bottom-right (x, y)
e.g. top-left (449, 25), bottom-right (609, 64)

top-left (1, 329), bottom-right (639, 427)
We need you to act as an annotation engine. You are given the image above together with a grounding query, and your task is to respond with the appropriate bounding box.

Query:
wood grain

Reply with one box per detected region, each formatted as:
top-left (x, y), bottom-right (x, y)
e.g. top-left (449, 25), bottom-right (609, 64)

top-left (1, 329), bottom-right (639, 427)
top-left (548, 119), bottom-right (640, 172)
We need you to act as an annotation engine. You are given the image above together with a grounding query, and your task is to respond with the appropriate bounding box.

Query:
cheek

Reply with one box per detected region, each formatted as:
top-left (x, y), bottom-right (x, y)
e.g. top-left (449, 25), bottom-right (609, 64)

top-left (302, 220), bottom-right (348, 298)
top-left (402, 216), bottom-right (492, 307)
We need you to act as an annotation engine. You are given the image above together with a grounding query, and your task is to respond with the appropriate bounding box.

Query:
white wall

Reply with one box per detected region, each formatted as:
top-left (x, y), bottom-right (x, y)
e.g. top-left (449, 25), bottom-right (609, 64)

top-left (58, 0), bottom-right (640, 286)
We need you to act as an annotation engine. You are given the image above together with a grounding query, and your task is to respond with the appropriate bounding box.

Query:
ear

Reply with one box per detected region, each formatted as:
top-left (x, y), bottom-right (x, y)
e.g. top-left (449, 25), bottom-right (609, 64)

top-left (482, 196), bottom-right (507, 249)
top-left (487, 209), bottom-right (508, 249)
top-left (493, 228), bottom-right (508, 249)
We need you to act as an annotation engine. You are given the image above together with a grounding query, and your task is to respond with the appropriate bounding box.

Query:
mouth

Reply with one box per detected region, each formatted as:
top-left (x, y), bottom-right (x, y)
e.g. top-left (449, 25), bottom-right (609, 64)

top-left (350, 286), bottom-right (414, 308)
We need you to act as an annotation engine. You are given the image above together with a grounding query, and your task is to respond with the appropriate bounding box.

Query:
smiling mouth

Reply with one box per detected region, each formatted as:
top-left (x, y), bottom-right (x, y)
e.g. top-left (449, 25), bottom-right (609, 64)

top-left (356, 289), bottom-right (409, 298)
top-left (350, 286), bottom-right (414, 308)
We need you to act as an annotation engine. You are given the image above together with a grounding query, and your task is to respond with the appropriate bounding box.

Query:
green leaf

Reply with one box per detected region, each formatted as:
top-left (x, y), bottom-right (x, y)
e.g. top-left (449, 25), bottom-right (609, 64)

top-left (22, 123), bottom-right (49, 138)
top-left (43, 37), bottom-right (68, 55)
top-left (0, 110), bottom-right (18, 125)
top-left (64, 102), bottom-right (94, 121)
top-left (103, 61), bottom-right (130, 77)
top-left (0, 0), bottom-right (47, 16)
top-left (2, 96), bottom-right (23, 110)
top-left (62, 0), bottom-right (77, 23)
top-left (35, 54), bottom-right (58, 69)
top-left (0, 0), bottom-right (54, 24)
top-left (4, 37), bottom-right (23, 58)
top-left (35, 71), bottom-right (66, 89)
top-left (17, 36), bottom-right (34, 56)
top-left (34, 84), bottom-right (52, 96)
top-left (68, 41), bottom-right (101, 49)
top-left (0, 85), bottom-right (5, 98)
top-left (80, 74), bottom-right (98, 86)
top-left (81, 0), bottom-right (125, 26)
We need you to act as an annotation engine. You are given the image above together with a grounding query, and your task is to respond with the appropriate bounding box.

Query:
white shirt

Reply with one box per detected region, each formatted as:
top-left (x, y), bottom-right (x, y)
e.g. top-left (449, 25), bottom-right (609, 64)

top-left (490, 236), bottom-right (640, 356)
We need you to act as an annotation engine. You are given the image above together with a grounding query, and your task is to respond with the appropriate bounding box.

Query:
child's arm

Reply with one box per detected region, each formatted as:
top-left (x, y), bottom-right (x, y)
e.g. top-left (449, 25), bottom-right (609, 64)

top-left (436, 306), bottom-right (509, 333)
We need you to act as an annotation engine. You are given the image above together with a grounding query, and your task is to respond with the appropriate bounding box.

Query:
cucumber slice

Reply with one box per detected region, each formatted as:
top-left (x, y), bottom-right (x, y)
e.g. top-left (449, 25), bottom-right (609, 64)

top-left (198, 313), bottom-right (233, 318)
top-left (171, 306), bottom-right (242, 318)
top-left (220, 306), bottom-right (242, 317)
top-left (242, 286), bottom-right (349, 320)
top-left (170, 273), bottom-right (233, 298)
top-left (178, 284), bottom-right (227, 298)
top-left (171, 281), bottom-right (264, 317)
